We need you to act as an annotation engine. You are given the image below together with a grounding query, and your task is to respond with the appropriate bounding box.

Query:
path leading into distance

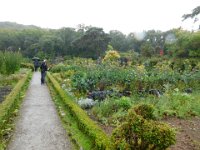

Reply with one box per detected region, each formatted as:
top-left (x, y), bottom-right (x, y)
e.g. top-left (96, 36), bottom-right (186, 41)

top-left (8, 72), bottom-right (72, 150)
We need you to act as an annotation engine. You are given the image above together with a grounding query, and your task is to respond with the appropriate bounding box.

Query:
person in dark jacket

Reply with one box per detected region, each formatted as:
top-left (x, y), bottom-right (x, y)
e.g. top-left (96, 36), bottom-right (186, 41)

top-left (40, 59), bottom-right (48, 84)
top-left (33, 59), bottom-right (40, 71)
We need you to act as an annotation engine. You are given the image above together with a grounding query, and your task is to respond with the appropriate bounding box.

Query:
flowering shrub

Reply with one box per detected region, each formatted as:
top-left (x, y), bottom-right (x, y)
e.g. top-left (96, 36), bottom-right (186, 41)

top-left (103, 50), bottom-right (120, 62)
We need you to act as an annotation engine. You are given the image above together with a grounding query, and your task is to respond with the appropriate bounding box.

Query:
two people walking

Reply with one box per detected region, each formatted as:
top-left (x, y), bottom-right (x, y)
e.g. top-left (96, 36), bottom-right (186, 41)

top-left (33, 58), bottom-right (48, 84)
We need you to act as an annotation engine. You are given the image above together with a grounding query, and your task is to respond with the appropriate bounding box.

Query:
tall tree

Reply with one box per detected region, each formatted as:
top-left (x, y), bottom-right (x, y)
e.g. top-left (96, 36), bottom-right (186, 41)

top-left (56, 27), bottom-right (79, 55)
top-left (126, 33), bottom-right (141, 53)
top-left (72, 27), bottom-right (110, 59)
top-left (164, 29), bottom-right (191, 57)
top-left (109, 30), bottom-right (127, 51)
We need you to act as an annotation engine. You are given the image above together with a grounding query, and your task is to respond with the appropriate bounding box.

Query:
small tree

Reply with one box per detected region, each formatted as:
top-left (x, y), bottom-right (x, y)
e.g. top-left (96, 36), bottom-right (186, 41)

top-left (103, 50), bottom-right (120, 62)
top-left (140, 43), bottom-right (155, 57)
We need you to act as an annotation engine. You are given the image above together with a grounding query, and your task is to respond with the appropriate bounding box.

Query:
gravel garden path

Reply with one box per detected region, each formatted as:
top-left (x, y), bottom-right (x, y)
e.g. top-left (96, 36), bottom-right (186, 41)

top-left (7, 72), bottom-right (72, 150)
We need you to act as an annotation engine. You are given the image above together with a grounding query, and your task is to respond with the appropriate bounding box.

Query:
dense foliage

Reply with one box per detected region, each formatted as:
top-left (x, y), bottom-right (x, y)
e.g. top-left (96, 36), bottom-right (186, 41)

top-left (0, 51), bottom-right (22, 75)
top-left (0, 20), bottom-right (200, 149)
top-left (50, 56), bottom-right (200, 122)
top-left (0, 22), bottom-right (200, 59)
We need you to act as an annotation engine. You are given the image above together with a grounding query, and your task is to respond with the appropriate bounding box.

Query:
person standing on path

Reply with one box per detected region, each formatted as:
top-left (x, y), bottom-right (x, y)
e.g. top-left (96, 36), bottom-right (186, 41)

top-left (40, 59), bottom-right (48, 84)
top-left (33, 59), bottom-right (40, 71)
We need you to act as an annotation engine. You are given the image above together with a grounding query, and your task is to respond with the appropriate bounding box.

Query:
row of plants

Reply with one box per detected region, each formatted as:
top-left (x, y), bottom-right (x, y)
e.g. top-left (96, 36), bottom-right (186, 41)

top-left (0, 70), bottom-right (32, 149)
top-left (91, 89), bottom-right (200, 127)
top-left (0, 69), bottom-right (30, 87)
top-left (50, 57), bottom-right (200, 97)
top-left (47, 72), bottom-right (176, 149)
top-left (20, 63), bottom-right (34, 71)
top-left (0, 51), bottom-right (23, 75)
top-left (47, 73), bottom-right (111, 149)
top-left (50, 57), bottom-right (200, 121)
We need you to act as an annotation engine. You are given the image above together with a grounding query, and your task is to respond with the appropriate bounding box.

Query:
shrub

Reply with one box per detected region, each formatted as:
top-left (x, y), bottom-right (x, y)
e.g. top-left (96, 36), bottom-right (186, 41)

top-left (50, 63), bottom-right (66, 73)
top-left (115, 96), bottom-right (132, 111)
top-left (111, 105), bottom-right (176, 150)
top-left (103, 50), bottom-right (120, 62)
top-left (92, 97), bottom-right (132, 118)
top-left (134, 104), bottom-right (155, 120)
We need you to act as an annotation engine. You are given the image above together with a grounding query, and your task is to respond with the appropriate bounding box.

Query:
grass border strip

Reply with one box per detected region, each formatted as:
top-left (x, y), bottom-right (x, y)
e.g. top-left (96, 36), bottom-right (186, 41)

top-left (47, 72), bottom-right (112, 150)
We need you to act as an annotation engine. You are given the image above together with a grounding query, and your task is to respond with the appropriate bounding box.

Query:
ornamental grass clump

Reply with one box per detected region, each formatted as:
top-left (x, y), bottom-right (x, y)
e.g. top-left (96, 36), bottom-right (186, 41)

top-left (0, 52), bottom-right (5, 74)
top-left (0, 51), bottom-right (22, 75)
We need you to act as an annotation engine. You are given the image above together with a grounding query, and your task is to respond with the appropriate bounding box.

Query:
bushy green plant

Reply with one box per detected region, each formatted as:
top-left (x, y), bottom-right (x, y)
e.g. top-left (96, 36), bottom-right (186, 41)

top-left (103, 50), bottom-right (120, 62)
top-left (50, 63), bottom-right (66, 73)
top-left (134, 104), bottom-right (155, 120)
top-left (92, 97), bottom-right (132, 119)
top-left (116, 96), bottom-right (132, 110)
top-left (111, 106), bottom-right (176, 150)
top-left (71, 71), bottom-right (88, 93)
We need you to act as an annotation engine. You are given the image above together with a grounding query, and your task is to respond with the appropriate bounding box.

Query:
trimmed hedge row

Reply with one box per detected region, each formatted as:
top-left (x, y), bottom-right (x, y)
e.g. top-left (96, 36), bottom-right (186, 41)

top-left (47, 72), bottom-right (112, 150)
top-left (0, 70), bottom-right (31, 149)
top-left (20, 63), bottom-right (34, 71)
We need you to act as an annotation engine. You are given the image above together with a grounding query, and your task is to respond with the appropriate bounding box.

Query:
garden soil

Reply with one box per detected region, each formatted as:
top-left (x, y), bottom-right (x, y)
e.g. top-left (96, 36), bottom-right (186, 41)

top-left (95, 114), bottom-right (200, 150)
top-left (165, 117), bottom-right (200, 150)
top-left (7, 72), bottom-right (72, 150)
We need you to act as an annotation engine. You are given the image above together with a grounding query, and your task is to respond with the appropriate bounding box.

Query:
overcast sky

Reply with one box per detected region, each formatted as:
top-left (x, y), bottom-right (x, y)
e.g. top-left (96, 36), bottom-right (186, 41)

top-left (0, 0), bottom-right (199, 34)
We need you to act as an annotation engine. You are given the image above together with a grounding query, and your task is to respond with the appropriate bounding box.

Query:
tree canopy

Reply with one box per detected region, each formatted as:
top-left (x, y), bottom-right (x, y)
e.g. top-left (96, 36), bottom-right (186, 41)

top-left (0, 22), bottom-right (200, 59)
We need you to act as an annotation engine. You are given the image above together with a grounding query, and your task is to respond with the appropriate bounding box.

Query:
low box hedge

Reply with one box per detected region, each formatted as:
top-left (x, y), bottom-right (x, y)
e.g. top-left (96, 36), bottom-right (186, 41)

top-left (47, 72), bottom-right (112, 150)
top-left (20, 63), bottom-right (34, 71)
top-left (0, 70), bottom-right (31, 149)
